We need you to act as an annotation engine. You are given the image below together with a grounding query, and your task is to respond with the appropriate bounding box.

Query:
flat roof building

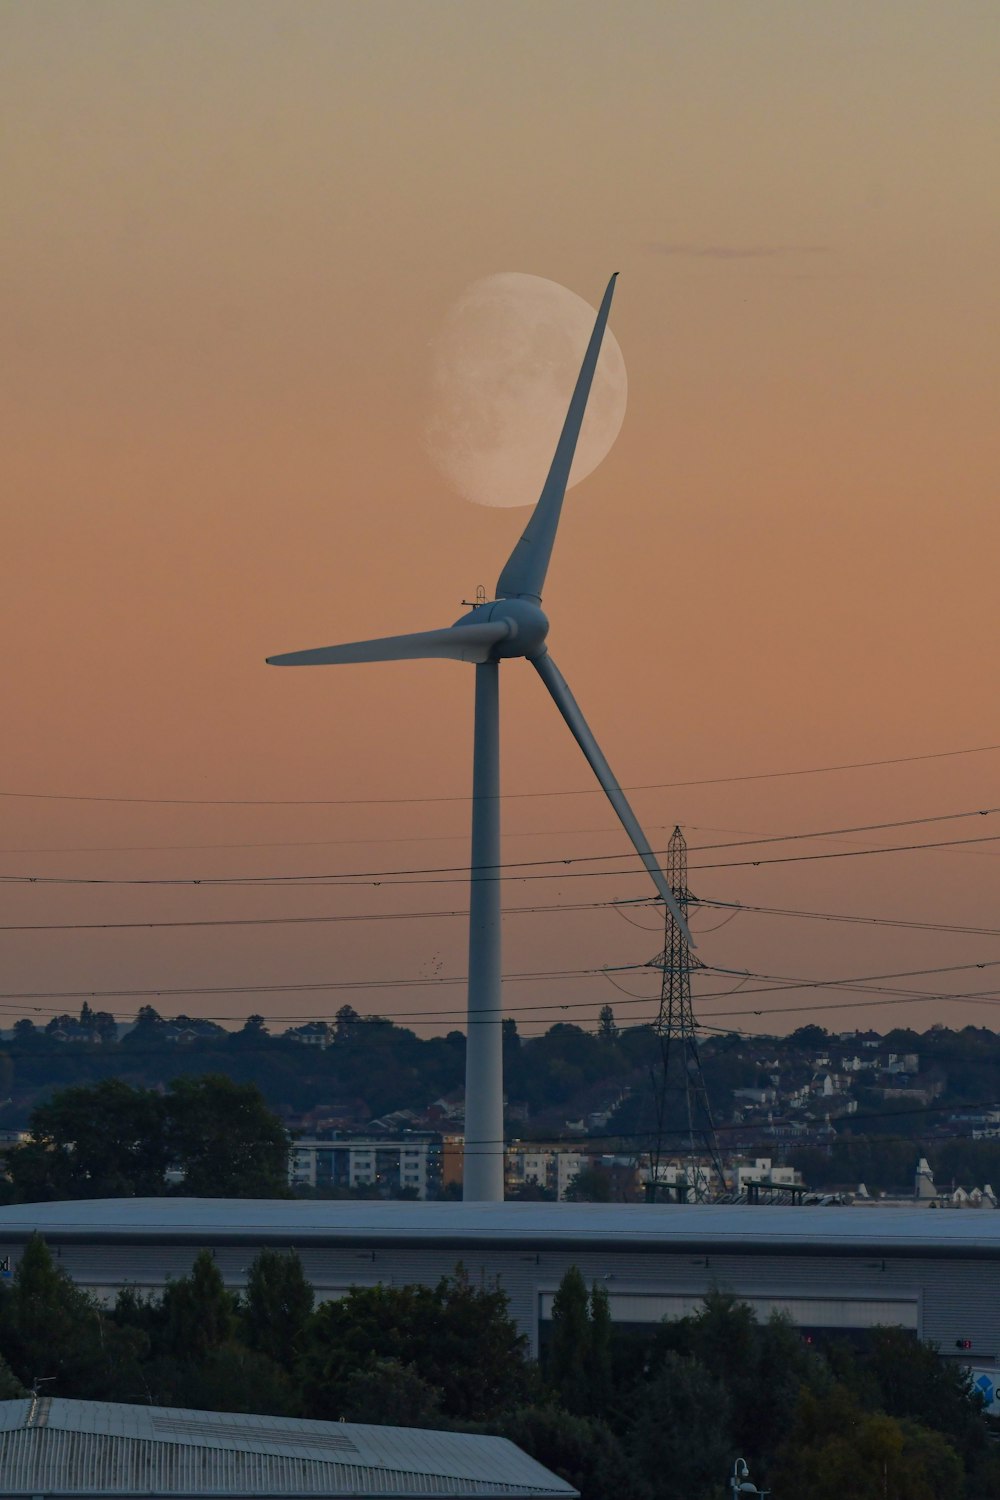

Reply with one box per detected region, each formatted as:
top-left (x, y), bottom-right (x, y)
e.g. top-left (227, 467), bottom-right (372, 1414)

top-left (0, 1199), bottom-right (997, 1365)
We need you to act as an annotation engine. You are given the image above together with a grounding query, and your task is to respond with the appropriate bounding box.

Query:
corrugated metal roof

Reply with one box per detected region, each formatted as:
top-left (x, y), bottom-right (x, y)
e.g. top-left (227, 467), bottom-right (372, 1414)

top-left (0, 1399), bottom-right (577, 1496)
top-left (0, 1198), bottom-right (997, 1256)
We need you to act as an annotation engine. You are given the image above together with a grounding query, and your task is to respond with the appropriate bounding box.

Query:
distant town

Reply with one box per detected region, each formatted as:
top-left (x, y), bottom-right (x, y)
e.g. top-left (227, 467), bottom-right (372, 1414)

top-left (3, 1002), bottom-right (998, 1205)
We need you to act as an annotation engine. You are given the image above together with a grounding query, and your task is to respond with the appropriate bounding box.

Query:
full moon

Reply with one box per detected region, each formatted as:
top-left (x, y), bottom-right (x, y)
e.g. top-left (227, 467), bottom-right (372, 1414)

top-left (423, 272), bottom-right (628, 509)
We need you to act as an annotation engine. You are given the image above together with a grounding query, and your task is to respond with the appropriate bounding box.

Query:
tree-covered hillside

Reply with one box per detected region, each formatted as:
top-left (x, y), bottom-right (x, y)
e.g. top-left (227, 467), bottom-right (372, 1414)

top-left (4, 1009), bottom-right (1000, 1194)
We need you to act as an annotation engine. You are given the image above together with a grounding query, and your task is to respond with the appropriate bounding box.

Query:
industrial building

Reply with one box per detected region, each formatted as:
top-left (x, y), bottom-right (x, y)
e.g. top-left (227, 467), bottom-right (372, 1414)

top-left (0, 1396), bottom-right (575, 1497)
top-left (0, 1199), bottom-right (997, 1368)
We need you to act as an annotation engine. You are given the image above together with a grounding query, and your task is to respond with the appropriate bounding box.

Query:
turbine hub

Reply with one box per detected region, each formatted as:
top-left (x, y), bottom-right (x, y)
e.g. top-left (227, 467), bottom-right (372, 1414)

top-left (453, 598), bottom-right (549, 660)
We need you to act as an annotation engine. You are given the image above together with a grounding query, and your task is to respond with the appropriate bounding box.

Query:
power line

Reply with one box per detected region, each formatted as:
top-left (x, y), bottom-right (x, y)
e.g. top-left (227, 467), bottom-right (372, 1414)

top-left (5, 808), bottom-right (997, 862)
top-left (697, 898), bottom-right (1000, 940)
top-left (0, 896), bottom-right (626, 935)
top-left (6, 807), bottom-right (1000, 863)
top-left (691, 807), bottom-right (1000, 855)
top-left (0, 963), bottom-right (627, 1007)
top-left (2, 739), bottom-right (998, 808)
top-left (703, 956), bottom-right (1000, 999)
top-left (0, 854), bottom-right (991, 950)
top-left (0, 823), bottom-right (669, 857)
top-left (5, 823), bottom-right (1000, 888)
top-left (700, 985), bottom-right (1000, 1024)
top-left (3, 888), bottom-right (988, 943)
top-left (4, 977), bottom-right (1000, 1032)
top-left (3, 955), bottom-right (1000, 1022)
top-left (3, 804), bottom-right (995, 882)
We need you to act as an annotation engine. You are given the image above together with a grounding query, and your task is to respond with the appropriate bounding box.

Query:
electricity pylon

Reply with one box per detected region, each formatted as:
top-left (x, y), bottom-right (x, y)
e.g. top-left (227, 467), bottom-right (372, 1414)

top-left (646, 826), bottom-right (726, 1202)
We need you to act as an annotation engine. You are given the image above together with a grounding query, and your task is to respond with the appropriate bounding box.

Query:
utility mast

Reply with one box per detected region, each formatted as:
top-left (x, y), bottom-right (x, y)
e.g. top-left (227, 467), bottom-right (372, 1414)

top-left (646, 826), bottom-right (726, 1202)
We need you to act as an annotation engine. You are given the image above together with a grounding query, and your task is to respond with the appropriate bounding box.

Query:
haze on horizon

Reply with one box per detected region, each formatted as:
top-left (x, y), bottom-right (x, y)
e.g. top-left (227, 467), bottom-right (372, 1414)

top-left (2, 0), bottom-right (998, 1042)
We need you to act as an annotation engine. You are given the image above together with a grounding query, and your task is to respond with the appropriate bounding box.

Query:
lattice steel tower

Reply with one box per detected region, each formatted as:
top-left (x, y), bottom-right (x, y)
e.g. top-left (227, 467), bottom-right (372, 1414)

top-left (646, 825), bottom-right (726, 1202)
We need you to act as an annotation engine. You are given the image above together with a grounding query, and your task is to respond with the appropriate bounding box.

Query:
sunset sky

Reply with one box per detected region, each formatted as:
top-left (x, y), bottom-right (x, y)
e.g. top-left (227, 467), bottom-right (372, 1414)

top-left (3, 1), bottom-right (999, 1040)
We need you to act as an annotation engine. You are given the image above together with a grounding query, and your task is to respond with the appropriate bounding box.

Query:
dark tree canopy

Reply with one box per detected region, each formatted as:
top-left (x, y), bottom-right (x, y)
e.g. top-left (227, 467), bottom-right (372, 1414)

top-left (547, 1267), bottom-right (614, 1418)
top-left (241, 1249), bottom-right (314, 1371)
top-left (6, 1079), bottom-right (169, 1201)
top-left (161, 1249), bottom-right (235, 1362)
top-left (165, 1074), bottom-right (289, 1197)
top-left (0, 1241), bottom-right (993, 1500)
top-left (6, 1075), bottom-right (290, 1202)
top-left (301, 1269), bottom-right (531, 1423)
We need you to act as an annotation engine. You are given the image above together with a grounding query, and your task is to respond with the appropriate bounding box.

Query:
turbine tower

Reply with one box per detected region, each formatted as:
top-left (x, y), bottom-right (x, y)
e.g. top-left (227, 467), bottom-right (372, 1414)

top-left (267, 275), bottom-right (692, 1201)
top-left (646, 826), bottom-right (725, 1202)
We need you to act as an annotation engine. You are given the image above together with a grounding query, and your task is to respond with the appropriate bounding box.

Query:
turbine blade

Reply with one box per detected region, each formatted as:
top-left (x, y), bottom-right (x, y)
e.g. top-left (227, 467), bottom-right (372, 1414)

top-left (531, 650), bottom-right (695, 947)
top-left (267, 622), bottom-right (510, 667)
top-left (496, 273), bottom-right (619, 605)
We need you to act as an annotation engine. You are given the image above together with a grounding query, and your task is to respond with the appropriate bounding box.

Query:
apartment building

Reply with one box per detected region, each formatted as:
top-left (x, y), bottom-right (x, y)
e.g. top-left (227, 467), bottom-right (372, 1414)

top-left (290, 1136), bottom-right (441, 1199)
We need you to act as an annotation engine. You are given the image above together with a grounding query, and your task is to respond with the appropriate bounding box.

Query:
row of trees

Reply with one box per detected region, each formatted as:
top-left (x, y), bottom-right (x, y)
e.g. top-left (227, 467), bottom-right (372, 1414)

top-left (2, 1075), bottom-right (290, 1202)
top-left (0, 1236), bottom-right (995, 1500)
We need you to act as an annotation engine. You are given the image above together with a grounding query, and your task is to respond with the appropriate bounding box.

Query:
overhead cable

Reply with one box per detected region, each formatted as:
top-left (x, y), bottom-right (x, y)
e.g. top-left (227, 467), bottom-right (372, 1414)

top-left (4, 825), bottom-right (1000, 888)
top-left (1, 738), bottom-right (998, 807)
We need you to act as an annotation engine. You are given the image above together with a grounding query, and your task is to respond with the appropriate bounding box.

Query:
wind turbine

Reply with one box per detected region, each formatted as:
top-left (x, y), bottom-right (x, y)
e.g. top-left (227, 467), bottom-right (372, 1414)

top-left (268, 274), bottom-right (691, 1201)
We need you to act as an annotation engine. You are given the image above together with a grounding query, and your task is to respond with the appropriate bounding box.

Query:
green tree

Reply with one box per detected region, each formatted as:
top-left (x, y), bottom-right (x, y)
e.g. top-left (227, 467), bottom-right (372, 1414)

top-left (241, 1248), bottom-right (314, 1370)
top-left (301, 1269), bottom-right (531, 1422)
top-left (499, 1406), bottom-right (642, 1500)
top-left (420, 1267), bottom-right (533, 1420)
top-left (563, 1166), bottom-right (613, 1203)
top-left (133, 1005), bottom-right (164, 1030)
top-left (628, 1350), bottom-right (733, 1500)
top-left (597, 1006), bottom-right (619, 1041)
top-left (166, 1075), bottom-right (290, 1197)
top-left (161, 1249), bottom-right (235, 1362)
top-left (301, 1283), bottom-right (424, 1418)
top-left (3, 1233), bottom-right (95, 1385)
top-left (685, 1289), bottom-right (759, 1373)
top-left (507, 1181), bottom-right (556, 1202)
top-left (229, 1014), bottom-right (271, 1052)
top-left (863, 1326), bottom-right (984, 1454)
top-left (0, 1234), bottom-right (142, 1398)
top-left (651, 1292), bottom-right (829, 1474)
top-left (546, 1268), bottom-right (615, 1419)
top-left (744, 1311), bottom-right (831, 1467)
top-left (898, 1421), bottom-right (965, 1500)
top-left (334, 1005), bottom-right (360, 1040)
top-left (772, 1386), bottom-right (963, 1500)
top-left (4, 1073), bottom-right (291, 1204)
top-left (588, 1282), bottom-right (613, 1415)
top-left (789, 1025), bottom-right (829, 1049)
top-left (92, 1009), bottom-right (118, 1043)
top-left (109, 1284), bottom-right (161, 1356)
top-left (0, 1352), bottom-right (25, 1398)
top-left (3, 1139), bottom-right (70, 1203)
top-left (548, 1266), bottom-right (592, 1414)
top-left (338, 1357), bottom-right (442, 1426)
top-left (168, 1344), bottom-right (297, 1416)
top-left (7, 1080), bottom-right (169, 1201)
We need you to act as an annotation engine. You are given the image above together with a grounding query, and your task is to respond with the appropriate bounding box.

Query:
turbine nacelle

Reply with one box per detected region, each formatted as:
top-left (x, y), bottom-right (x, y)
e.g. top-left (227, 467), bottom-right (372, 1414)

top-left (453, 598), bottom-right (549, 661)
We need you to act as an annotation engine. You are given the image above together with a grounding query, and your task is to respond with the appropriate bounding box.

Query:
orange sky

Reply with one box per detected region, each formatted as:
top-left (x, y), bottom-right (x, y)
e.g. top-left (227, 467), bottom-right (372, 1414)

top-left (2, 1), bottom-right (999, 1039)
